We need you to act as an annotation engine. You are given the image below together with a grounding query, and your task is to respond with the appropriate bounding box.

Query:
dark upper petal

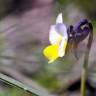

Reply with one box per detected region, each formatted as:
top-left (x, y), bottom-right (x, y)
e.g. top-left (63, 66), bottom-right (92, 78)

top-left (74, 19), bottom-right (88, 30)
top-left (74, 27), bottom-right (90, 43)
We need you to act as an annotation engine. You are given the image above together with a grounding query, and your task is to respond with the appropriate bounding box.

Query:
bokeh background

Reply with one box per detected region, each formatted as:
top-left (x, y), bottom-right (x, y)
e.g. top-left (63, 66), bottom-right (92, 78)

top-left (0, 0), bottom-right (96, 96)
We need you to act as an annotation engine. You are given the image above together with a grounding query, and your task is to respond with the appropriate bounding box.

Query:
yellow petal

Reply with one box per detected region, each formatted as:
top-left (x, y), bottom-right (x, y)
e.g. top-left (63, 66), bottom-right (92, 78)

top-left (43, 44), bottom-right (59, 63)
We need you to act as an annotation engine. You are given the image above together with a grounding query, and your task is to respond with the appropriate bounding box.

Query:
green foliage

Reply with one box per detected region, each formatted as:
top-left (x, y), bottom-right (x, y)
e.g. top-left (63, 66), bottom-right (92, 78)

top-left (0, 73), bottom-right (52, 96)
top-left (33, 72), bottom-right (59, 92)
top-left (0, 88), bottom-right (30, 96)
top-left (69, 0), bottom-right (96, 19)
top-left (56, 0), bottom-right (96, 19)
top-left (55, 0), bottom-right (70, 6)
top-left (91, 20), bottom-right (96, 34)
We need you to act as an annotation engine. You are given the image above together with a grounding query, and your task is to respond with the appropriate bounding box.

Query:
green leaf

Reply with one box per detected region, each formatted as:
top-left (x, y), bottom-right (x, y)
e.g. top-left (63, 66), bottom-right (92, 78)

top-left (0, 73), bottom-right (54, 96)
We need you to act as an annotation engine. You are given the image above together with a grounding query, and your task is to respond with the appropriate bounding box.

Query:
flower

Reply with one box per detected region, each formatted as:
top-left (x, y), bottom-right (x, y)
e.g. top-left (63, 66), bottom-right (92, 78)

top-left (43, 13), bottom-right (68, 63)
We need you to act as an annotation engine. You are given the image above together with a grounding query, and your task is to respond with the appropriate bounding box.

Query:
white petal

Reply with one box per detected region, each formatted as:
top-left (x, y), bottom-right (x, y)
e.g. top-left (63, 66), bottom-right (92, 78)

top-left (56, 13), bottom-right (63, 24)
top-left (55, 23), bottom-right (68, 39)
top-left (58, 37), bottom-right (68, 57)
top-left (49, 25), bottom-right (62, 44)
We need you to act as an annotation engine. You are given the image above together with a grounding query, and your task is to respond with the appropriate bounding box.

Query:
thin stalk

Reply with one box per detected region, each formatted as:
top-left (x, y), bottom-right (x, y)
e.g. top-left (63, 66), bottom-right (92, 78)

top-left (81, 48), bottom-right (89, 96)
top-left (81, 23), bottom-right (93, 96)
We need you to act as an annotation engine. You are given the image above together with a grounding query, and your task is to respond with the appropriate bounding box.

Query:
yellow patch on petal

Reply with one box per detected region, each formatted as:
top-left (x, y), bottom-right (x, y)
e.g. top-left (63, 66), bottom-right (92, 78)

top-left (43, 44), bottom-right (59, 63)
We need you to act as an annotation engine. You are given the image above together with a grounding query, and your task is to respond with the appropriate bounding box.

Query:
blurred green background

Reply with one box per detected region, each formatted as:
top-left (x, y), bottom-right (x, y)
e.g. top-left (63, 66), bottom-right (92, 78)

top-left (0, 0), bottom-right (96, 96)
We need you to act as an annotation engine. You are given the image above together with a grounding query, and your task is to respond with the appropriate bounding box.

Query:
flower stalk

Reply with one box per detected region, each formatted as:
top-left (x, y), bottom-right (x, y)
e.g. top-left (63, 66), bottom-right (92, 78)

top-left (81, 23), bottom-right (93, 96)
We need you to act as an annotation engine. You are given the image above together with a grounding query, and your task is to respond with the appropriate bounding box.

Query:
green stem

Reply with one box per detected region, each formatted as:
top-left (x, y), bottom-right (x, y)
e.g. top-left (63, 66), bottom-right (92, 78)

top-left (81, 23), bottom-right (93, 96)
top-left (81, 51), bottom-right (89, 96)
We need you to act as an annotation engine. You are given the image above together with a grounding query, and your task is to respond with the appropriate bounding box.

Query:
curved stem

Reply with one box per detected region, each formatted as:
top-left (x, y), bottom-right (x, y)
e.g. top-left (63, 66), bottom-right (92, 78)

top-left (81, 23), bottom-right (93, 96)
